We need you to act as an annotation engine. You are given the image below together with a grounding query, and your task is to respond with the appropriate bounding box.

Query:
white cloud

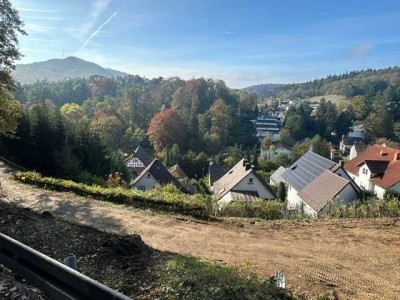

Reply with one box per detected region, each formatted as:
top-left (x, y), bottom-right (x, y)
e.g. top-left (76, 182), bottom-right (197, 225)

top-left (22, 15), bottom-right (63, 21)
top-left (349, 43), bottom-right (374, 57)
top-left (18, 8), bottom-right (60, 13)
top-left (24, 24), bottom-right (57, 32)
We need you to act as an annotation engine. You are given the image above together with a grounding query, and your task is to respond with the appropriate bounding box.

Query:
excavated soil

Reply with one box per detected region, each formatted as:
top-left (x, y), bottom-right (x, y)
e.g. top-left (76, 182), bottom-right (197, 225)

top-left (1, 161), bottom-right (400, 299)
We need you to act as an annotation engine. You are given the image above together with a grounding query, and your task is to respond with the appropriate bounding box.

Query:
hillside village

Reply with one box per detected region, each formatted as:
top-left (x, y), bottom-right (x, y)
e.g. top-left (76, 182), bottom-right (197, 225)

top-left (124, 139), bottom-right (400, 218)
top-left (115, 86), bottom-right (400, 219)
top-left (3, 1), bottom-right (400, 299)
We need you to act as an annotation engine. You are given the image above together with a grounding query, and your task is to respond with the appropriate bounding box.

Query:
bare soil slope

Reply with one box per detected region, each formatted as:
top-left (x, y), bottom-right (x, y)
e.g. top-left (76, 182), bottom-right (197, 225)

top-left (1, 161), bottom-right (399, 299)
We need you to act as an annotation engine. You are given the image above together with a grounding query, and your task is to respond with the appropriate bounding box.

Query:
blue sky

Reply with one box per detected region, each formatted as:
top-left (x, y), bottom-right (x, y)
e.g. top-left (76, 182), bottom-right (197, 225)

top-left (13, 0), bottom-right (400, 88)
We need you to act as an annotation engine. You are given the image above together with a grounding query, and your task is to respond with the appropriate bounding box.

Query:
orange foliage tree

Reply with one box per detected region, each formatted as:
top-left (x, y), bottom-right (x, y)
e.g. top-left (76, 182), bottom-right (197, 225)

top-left (147, 108), bottom-right (187, 152)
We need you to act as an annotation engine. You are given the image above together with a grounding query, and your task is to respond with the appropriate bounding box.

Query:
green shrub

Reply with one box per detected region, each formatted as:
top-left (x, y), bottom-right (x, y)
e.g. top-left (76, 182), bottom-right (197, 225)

top-left (328, 198), bottom-right (400, 218)
top-left (384, 189), bottom-right (400, 201)
top-left (383, 199), bottom-right (400, 217)
top-left (158, 256), bottom-right (294, 300)
top-left (72, 170), bottom-right (105, 186)
top-left (15, 171), bottom-right (212, 217)
top-left (219, 200), bottom-right (285, 220)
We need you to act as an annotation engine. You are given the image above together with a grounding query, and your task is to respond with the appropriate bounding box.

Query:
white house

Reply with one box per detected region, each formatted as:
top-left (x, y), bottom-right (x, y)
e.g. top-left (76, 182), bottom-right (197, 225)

top-left (125, 146), bottom-right (153, 179)
top-left (260, 143), bottom-right (291, 160)
top-left (282, 151), bottom-right (359, 217)
top-left (348, 144), bottom-right (368, 160)
top-left (269, 166), bottom-right (287, 186)
top-left (339, 123), bottom-right (366, 155)
top-left (344, 144), bottom-right (400, 199)
top-left (130, 158), bottom-right (186, 192)
top-left (213, 159), bottom-right (275, 206)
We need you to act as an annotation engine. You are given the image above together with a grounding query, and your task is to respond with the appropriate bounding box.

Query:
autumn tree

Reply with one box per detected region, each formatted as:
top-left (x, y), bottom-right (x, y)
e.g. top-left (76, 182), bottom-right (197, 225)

top-left (147, 108), bottom-right (187, 152)
top-left (60, 103), bottom-right (88, 134)
top-left (209, 99), bottom-right (233, 147)
top-left (172, 81), bottom-right (200, 145)
top-left (91, 107), bottom-right (126, 151)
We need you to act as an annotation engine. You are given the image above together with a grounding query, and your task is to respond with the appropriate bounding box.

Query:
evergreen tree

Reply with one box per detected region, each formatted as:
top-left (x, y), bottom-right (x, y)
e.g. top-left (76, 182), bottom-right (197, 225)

top-left (277, 182), bottom-right (286, 202)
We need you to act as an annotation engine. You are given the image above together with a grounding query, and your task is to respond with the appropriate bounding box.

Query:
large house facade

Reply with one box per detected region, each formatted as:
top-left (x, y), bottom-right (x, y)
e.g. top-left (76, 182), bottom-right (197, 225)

top-left (213, 159), bottom-right (275, 206)
top-left (344, 144), bottom-right (400, 198)
top-left (282, 151), bottom-right (359, 217)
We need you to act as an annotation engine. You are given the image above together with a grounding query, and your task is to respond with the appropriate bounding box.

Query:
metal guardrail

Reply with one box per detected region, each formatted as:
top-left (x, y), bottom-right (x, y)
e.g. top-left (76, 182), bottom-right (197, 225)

top-left (0, 233), bottom-right (132, 300)
top-left (0, 156), bottom-right (26, 171)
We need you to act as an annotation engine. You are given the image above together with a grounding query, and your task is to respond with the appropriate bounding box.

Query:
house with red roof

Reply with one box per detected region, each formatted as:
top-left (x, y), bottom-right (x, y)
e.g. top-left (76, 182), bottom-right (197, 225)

top-left (344, 144), bottom-right (400, 199)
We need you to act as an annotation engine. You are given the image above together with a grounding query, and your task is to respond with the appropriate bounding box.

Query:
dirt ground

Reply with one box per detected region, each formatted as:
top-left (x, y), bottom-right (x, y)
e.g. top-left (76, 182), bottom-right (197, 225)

top-left (1, 161), bottom-right (400, 299)
top-left (0, 265), bottom-right (46, 299)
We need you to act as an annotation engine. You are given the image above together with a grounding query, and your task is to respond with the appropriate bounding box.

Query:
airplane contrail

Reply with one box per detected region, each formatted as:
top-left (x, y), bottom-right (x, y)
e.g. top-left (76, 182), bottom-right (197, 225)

top-left (76, 10), bottom-right (119, 54)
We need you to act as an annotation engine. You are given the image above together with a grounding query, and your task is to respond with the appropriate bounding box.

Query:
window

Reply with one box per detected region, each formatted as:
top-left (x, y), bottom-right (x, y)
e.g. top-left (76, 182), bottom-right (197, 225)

top-left (362, 168), bottom-right (368, 175)
top-left (147, 173), bottom-right (151, 178)
top-left (248, 178), bottom-right (254, 184)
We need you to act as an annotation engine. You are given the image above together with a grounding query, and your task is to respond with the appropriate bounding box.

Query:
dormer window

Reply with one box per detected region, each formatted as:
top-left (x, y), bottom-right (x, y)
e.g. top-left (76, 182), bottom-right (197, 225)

top-left (248, 178), bottom-right (254, 184)
top-left (147, 173), bottom-right (151, 179)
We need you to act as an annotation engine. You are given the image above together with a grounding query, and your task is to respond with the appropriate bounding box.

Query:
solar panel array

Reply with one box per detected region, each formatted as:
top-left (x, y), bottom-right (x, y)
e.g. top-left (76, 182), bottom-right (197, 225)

top-left (282, 151), bottom-right (337, 191)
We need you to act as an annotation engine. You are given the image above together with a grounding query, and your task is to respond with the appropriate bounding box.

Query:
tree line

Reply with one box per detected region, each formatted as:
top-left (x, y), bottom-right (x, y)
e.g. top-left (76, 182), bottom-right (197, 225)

top-left (0, 75), bottom-right (261, 183)
top-left (261, 66), bottom-right (400, 99)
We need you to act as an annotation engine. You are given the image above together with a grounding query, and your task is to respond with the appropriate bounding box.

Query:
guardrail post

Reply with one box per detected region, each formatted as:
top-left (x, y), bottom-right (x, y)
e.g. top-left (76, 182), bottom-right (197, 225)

top-left (0, 233), bottom-right (132, 300)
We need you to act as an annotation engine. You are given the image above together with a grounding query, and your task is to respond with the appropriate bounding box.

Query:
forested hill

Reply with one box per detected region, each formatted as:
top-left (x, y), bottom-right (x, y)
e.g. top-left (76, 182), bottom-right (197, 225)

top-left (244, 66), bottom-right (400, 99)
top-left (12, 56), bottom-right (127, 84)
top-left (242, 83), bottom-right (284, 95)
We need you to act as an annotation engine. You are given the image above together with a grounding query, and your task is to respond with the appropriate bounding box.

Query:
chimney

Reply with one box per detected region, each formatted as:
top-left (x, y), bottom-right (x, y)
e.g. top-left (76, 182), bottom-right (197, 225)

top-left (209, 161), bottom-right (214, 166)
top-left (394, 152), bottom-right (400, 161)
top-left (380, 150), bottom-right (384, 156)
top-left (243, 159), bottom-right (247, 167)
top-left (245, 163), bottom-right (251, 171)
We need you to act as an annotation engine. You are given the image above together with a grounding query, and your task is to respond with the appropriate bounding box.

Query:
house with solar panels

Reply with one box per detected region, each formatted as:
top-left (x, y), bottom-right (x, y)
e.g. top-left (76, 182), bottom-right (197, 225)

top-left (282, 151), bottom-right (359, 217)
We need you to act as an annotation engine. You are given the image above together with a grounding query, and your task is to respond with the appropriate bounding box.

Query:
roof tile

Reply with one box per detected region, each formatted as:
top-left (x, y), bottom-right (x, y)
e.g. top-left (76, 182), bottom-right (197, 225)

top-left (344, 144), bottom-right (400, 189)
top-left (298, 170), bottom-right (350, 212)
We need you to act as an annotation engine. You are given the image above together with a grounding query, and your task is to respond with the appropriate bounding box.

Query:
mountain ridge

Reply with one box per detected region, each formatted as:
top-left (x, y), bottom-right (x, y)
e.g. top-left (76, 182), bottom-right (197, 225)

top-left (244, 66), bottom-right (400, 98)
top-left (13, 56), bottom-right (128, 84)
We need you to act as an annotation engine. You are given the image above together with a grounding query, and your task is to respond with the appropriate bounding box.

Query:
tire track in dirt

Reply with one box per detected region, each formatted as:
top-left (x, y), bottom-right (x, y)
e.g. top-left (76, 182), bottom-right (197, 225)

top-left (1, 162), bottom-right (400, 299)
